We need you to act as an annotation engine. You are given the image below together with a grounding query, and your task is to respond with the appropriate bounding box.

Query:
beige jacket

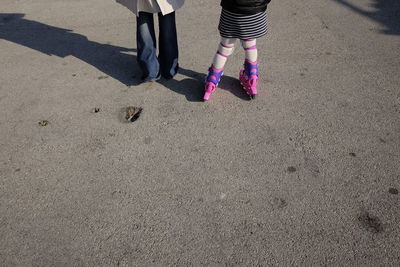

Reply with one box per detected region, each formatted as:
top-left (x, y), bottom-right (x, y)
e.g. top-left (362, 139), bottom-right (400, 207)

top-left (116, 0), bottom-right (185, 15)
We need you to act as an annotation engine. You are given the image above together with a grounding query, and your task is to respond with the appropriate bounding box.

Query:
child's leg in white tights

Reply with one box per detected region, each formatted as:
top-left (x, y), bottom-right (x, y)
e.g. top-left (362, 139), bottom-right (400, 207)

top-left (211, 37), bottom-right (236, 70)
top-left (241, 39), bottom-right (258, 62)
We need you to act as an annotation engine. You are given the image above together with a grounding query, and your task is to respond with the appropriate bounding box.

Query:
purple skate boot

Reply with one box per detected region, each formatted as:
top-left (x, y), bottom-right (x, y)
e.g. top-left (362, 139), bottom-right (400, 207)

top-left (204, 66), bottom-right (223, 101)
top-left (239, 60), bottom-right (259, 99)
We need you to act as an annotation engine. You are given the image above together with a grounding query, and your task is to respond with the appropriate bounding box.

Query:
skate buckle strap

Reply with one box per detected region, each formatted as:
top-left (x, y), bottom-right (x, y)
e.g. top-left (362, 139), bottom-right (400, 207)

top-left (206, 67), bottom-right (223, 84)
top-left (245, 62), bottom-right (259, 76)
top-left (249, 70), bottom-right (259, 76)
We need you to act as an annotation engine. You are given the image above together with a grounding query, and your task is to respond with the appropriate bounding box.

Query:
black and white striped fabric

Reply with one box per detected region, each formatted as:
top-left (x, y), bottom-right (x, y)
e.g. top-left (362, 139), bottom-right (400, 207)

top-left (218, 9), bottom-right (268, 40)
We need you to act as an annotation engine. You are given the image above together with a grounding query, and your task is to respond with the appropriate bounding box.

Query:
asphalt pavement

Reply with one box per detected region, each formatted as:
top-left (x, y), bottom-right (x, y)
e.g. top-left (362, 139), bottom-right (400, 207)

top-left (1, 0), bottom-right (400, 265)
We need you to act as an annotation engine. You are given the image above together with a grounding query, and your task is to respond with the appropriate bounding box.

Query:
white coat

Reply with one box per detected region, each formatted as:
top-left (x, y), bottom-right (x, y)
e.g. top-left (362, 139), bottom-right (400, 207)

top-left (116, 0), bottom-right (185, 15)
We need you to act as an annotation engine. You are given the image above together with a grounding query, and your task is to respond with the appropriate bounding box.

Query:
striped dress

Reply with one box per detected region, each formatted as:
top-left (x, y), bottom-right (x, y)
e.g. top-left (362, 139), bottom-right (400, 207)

top-left (218, 9), bottom-right (268, 40)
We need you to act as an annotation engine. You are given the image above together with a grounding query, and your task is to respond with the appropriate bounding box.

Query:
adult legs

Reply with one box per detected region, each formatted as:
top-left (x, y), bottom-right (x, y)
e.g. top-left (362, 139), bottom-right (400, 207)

top-left (158, 12), bottom-right (179, 79)
top-left (136, 12), bottom-right (160, 80)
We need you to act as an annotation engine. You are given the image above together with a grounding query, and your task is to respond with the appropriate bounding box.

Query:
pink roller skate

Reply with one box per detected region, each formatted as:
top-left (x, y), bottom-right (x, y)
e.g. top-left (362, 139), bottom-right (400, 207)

top-left (239, 60), bottom-right (259, 99)
top-left (204, 66), bottom-right (223, 101)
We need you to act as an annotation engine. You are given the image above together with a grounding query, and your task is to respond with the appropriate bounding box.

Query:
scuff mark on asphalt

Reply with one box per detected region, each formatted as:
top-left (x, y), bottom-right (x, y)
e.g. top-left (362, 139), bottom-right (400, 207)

top-left (358, 210), bottom-right (384, 233)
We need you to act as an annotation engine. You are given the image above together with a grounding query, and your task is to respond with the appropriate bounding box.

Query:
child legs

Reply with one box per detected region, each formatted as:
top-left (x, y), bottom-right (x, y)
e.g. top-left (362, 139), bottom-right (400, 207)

top-left (211, 37), bottom-right (236, 70)
top-left (239, 39), bottom-right (259, 98)
top-left (204, 38), bottom-right (236, 100)
top-left (204, 37), bottom-right (260, 100)
top-left (241, 39), bottom-right (258, 62)
top-left (210, 38), bottom-right (258, 69)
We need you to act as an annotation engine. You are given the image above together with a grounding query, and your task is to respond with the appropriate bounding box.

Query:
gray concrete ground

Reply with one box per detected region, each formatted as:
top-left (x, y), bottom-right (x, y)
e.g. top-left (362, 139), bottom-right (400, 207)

top-left (1, 0), bottom-right (400, 265)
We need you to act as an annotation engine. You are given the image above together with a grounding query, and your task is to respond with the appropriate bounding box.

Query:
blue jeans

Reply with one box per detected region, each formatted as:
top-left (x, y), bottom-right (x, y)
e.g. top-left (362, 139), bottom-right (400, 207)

top-left (136, 12), bottom-right (179, 80)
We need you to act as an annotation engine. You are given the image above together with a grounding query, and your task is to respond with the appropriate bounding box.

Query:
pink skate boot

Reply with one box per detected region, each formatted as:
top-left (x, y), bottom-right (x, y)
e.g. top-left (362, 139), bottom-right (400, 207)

top-left (239, 60), bottom-right (259, 99)
top-left (204, 66), bottom-right (223, 101)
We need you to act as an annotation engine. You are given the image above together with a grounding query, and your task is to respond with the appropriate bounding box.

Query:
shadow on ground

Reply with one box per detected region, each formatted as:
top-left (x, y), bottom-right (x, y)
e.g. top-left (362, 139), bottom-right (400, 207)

top-left (176, 68), bottom-right (250, 102)
top-left (332, 0), bottom-right (400, 35)
top-left (0, 13), bottom-right (138, 85)
top-left (0, 13), bottom-right (249, 102)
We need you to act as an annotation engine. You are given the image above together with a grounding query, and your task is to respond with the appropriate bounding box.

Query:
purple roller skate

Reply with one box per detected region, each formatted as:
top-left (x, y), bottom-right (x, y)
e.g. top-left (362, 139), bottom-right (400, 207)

top-left (204, 66), bottom-right (223, 101)
top-left (239, 60), bottom-right (259, 99)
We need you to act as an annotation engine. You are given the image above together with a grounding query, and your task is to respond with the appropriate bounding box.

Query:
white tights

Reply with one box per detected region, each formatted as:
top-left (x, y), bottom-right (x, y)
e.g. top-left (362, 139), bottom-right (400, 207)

top-left (211, 38), bottom-right (258, 70)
